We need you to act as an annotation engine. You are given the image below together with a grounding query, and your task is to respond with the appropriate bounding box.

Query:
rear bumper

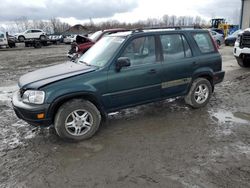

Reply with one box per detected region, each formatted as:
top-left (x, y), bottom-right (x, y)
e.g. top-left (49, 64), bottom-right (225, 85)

top-left (12, 91), bottom-right (52, 127)
top-left (213, 71), bottom-right (225, 85)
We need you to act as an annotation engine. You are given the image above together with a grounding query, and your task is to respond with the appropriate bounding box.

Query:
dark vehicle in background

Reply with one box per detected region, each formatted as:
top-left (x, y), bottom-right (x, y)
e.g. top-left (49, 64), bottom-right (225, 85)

top-left (12, 28), bottom-right (224, 141)
top-left (225, 29), bottom-right (242, 46)
top-left (7, 34), bottom-right (16, 48)
top-left (67, 28), bottom-right (130, 59)
top-left (48, 35), bottom-right (64, 44)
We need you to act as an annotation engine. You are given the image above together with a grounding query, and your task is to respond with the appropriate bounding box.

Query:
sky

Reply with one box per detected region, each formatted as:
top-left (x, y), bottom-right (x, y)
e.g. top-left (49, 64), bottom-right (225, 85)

top-left (0, 0), bottom-right (241, 25)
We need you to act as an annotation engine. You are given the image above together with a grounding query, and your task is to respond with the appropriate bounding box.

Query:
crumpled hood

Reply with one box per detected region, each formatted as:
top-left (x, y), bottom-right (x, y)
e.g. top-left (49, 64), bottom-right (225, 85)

top-left (19, 61), bottom-right (96, 89)
top-left (76, 35), bottom-right (93, 44)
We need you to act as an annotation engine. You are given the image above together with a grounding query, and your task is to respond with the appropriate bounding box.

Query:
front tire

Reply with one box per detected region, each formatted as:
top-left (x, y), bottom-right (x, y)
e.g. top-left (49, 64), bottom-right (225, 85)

top-left (236, 56), bottom-right (250, 67)
top-left (185, 78), bottom-right (212, 108)
top-left (40, 35), bottom-right (46, 40)
top-left (54, 99), bottom-right (101, 141)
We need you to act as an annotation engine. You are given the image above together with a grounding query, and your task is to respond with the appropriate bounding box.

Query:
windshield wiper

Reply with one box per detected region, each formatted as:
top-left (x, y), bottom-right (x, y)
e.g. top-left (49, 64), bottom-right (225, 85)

top-left (78, 60), bottom-right (91, 66)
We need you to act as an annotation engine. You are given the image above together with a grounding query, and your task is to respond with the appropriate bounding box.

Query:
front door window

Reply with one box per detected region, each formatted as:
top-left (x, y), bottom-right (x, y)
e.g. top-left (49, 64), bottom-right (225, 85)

top-left (121, 36), bottom-right (156, 66)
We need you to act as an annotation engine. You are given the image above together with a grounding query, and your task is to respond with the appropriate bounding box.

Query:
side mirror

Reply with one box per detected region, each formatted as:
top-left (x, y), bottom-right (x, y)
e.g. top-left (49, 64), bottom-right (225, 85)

top-left (116, 57), bottom-right (131, 72)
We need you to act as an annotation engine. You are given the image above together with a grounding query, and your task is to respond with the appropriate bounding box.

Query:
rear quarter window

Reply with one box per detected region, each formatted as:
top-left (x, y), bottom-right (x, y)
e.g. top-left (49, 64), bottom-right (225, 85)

top-left (192, 33), bottom-right (215, 53)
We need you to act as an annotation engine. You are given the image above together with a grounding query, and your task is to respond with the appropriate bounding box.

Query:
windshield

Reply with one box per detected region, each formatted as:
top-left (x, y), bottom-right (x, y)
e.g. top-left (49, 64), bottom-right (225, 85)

top-left (77, 36), bottom-right (125, 67)
top-left (89, 31), bottom-right (102, 42)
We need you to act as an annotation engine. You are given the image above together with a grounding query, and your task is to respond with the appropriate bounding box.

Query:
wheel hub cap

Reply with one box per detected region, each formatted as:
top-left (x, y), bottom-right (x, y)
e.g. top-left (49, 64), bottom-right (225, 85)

top-left (65, 109), bottom-right (93, 136)
top-left (194, 84), bottom-right (209, 104)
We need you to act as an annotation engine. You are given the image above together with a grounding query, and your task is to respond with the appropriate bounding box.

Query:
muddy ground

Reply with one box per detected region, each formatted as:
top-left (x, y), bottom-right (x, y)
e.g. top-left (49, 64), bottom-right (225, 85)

top-left (0, 44), bottom-right (249, 188)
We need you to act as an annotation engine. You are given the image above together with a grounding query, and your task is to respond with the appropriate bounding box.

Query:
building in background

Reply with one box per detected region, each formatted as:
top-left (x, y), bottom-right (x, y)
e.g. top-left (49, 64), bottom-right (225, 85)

top-left (63, 24), bottom-right (88, 36)
top-left (240, 0), bottom-right (250, 29)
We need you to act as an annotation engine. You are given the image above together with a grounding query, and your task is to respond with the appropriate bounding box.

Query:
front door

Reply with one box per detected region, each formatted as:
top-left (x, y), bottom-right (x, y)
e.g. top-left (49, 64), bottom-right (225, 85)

top-left (105, 36), bottom-right (162, 110)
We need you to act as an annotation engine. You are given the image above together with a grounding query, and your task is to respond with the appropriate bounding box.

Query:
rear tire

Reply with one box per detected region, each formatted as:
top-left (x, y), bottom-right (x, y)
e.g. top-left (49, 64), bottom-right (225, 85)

top-left (18, 36), bottom-right (25, 42)
top-left (54, 99), bottom-right (101, 141)
top-left (185, 78), bottom-right (212, 108)
top-left (34, 42), bottom-right (42, 48)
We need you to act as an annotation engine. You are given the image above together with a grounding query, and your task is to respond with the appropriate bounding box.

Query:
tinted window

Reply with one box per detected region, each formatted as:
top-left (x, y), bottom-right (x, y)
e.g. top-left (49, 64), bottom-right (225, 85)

top-left (121, 36), bottom-right (155, 66)
top-left (182, 35), bottom-right (192, 58)
top-left (160, 34), bottom-right (185, 61)
top-left (32, 30), bottom-right (41, 33)
top-left (192, 33), bottom-right (215, 53)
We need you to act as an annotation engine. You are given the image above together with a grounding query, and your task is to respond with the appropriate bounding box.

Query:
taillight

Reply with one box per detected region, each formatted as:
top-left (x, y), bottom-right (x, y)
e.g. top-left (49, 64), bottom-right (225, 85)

top-left (209, 32), bottom-right (219, 51)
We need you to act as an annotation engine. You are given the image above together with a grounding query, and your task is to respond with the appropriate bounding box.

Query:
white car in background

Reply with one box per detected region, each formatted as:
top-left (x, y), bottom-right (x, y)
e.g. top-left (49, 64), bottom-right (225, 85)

top-left (0, 31), bottom-right (8, 47)
top-left (63, 35), bottom-right (77, 44)
top-left (210, 30), bottom-right (224, 46)
top-left (15, 29), bottom-right (47, 42)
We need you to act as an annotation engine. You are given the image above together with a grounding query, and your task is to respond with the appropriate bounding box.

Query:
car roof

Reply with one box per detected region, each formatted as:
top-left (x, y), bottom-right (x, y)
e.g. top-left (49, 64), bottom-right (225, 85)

top-left (109, 28), bottom-right (207, 37)
top-left (102, 28), bottom-right (129, 32)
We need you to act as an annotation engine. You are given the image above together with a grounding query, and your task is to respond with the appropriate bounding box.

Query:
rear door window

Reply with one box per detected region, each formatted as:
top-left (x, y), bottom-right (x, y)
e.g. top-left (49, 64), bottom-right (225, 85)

top-left (32, 30), bottom-right (41, 33)
top-left (192, 33), bottom-right (215, 53)
top-left (160, 34), bottom-right (192, 62)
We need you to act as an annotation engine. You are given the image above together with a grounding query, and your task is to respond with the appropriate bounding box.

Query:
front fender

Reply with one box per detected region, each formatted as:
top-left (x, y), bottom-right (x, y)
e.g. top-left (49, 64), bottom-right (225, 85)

top-left (47, 91), bottom-right (105, 121)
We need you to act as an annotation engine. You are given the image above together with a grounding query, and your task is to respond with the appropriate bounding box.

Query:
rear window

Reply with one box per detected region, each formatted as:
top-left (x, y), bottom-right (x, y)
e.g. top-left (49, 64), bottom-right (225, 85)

top-left (192, 33), bottom-right (215, 53)
top-left (32, 30), bottom-right (41, 33)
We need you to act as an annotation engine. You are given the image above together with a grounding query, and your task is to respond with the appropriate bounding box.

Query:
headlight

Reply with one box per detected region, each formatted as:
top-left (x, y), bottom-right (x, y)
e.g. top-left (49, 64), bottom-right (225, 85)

top-left (236, 35), bottom-right (241, 43)
top-left (22, 90), bottom-right (45, 104)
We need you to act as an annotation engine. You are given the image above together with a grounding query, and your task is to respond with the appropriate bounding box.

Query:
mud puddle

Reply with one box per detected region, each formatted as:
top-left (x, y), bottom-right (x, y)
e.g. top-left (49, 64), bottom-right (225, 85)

top-left (0, 85), bottom-right (40, 155)
top-left (210, 110), bottom-right (250, 124)
top-left (0, 85), bottom-right (18, 104)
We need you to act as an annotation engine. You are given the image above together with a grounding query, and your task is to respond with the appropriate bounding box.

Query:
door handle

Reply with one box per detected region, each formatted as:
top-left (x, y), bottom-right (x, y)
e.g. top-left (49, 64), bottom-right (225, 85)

top-left (193, 61), bottom-right (198, 65)
top-left (148, 69), bottom-right (157, 74)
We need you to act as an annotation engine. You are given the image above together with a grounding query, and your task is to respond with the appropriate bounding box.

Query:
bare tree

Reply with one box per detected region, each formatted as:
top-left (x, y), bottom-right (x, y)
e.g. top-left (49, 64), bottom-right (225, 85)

top-left (163, 15), bottom-right (170, 26)
top-left (14, 16), bottom-right (30, 32)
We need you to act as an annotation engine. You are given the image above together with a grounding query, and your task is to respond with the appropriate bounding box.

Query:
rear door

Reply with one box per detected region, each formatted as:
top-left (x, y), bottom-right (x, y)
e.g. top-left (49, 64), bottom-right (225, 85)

top-left (32, 30), bottom-right (41, 38)
top-left (191, 32), bottom-right (222, 72)
top-left (159, 33), bottom-right (195, 98)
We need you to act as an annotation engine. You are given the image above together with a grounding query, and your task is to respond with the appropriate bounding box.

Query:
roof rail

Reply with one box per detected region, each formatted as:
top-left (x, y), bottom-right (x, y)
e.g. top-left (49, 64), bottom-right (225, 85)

top-left (132, 25), bottom-right (202, 33)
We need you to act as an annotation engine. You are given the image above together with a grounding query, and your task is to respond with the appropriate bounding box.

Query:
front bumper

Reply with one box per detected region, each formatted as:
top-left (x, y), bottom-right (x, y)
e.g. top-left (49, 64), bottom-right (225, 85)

top-left (12, 91), bottom-right (52, 127)
top-left (234, 42), bottom-right (250, 57)
top-left (213, 71), bottom-right (225, 85)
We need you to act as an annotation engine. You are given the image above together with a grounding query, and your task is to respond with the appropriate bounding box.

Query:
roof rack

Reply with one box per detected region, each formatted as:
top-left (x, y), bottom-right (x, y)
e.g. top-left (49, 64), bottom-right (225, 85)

top-left (131, 25), bottom-right (202, 33)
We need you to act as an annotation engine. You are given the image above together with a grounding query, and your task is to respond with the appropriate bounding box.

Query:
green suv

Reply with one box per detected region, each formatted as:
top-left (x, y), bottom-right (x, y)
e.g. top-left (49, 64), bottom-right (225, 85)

top-left (12, 28), bottom-right (225, 140)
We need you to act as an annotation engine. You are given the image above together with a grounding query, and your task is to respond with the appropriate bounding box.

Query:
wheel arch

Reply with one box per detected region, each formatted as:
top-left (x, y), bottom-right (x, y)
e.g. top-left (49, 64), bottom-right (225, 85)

top-left (18, 35), bottom-right (25, 40)
top-left (192, 72), bottom-right (214, 91)
top-left (48, 92), bottom-right (106, 123)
